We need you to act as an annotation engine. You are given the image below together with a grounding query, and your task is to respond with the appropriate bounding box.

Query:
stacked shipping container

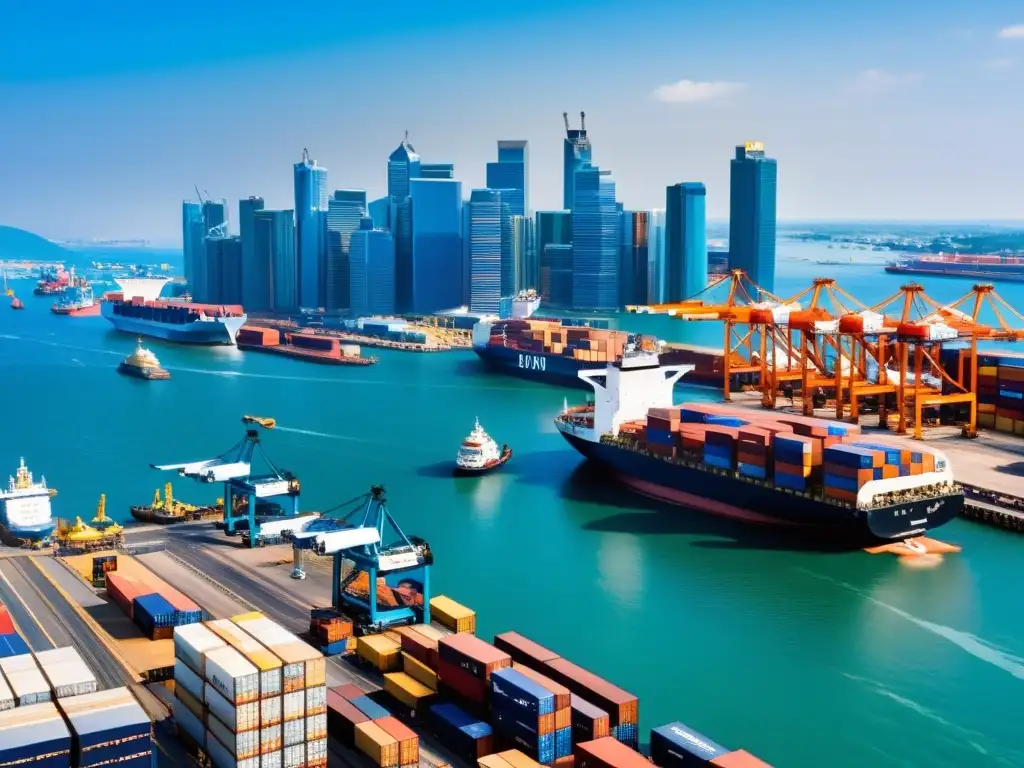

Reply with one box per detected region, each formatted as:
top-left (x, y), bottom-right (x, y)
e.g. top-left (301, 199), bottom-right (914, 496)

top-left (489, 667), bottom-right (572, 764)
top-left (822, 443), bottom-right (936, 503)
top-left (488, 320), bottom-right (626, 366)
top-left (105, 563), bottom-right (203, 639)
top-left (58, 687), bottom-right (154, 767)
top-left (327, 683), bottom-right (421, 767)
top-left (649, 721), bottom-right (774, 768)
top-left (0, 603), bottom-right (30, 658)
top-left (975, 357), bottom-right (1024, 435)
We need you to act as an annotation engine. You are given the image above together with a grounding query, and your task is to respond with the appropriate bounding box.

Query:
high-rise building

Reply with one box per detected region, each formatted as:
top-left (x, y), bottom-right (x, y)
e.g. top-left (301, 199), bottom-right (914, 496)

top-left (239, 196), bottom-right (267, 311)
top-left (253, 209), bottom-right (298, 312)
top-left (572, 164), bottom-right (619, 311)
top-left (324, 190), bottom-right (368, 313)
top-left (388, 134), bottom-right (421, 312)
top-left (729, 141), bottom-right (777, 294)
top-left (368, 197), bottom-right (390, 231)
top-left (648, 209), bottom-right (667, 304)
top-left (666, 182), bottom-right (708, 301)
top-left (201, 235), bottom-right (243, 304)
top-left (420, 163), bottom-right (455, 180)
top-left (485, 141), bottom-right (528, 217)
top-left (202, 199), bottom-right (227, 237)
top-left (293, 148), bottom-right (329, 309)
top-left (388, 133), bottom-right (421, 200)
top-left (467, 189), bottom-right (512, 314)
top-left (562, 112), bottom-right (592, 212)
top-left (349, 217), bottom-right (396, 317)
top-left (409, 178), bottom-right (463, 314)
top-left (620, 211), bottom-right (651, 306)
top-left (181, 202), bottom-right (204, 291)
top-left (536, 210), bottom-right (572, 307)
top-left (512, 215), bottom-right (537, 292)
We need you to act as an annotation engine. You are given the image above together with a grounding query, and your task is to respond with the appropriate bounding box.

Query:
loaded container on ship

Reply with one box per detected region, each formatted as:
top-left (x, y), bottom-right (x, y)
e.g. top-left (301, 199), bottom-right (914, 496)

top-left (101, 277), bottom-right (246, 345)
top-left (553, 340), bottom-right (963, 545)
top-left (885, 253), bottom-right (1024, 282)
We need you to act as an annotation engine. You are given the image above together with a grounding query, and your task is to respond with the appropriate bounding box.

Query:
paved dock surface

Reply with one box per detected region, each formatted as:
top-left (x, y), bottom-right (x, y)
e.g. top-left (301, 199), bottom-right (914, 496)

top-left (0, 559), bottom-right (60, 650)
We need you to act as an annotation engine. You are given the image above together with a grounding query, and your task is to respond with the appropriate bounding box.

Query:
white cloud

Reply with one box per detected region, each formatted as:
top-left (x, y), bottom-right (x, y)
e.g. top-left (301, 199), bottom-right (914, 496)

top-left (997, 24), bottom-right (1024, 39)
top-left (982, 57), bottom-right (1014, 70)
top-left (848, 69), bottom-right (923, 95)
top-left (650, 79), bottom-right (746, 104)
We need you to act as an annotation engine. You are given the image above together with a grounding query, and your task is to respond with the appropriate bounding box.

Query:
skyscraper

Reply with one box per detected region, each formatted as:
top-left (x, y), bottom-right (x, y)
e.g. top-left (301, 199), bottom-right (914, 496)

top-left (181, 202), bottom-right (203, 291)
top-left (349, 218), bottom-right (396, 317)
top-left (388, 134), bottom-right (421, 312)
top-left (368, 197), bottom-right (390, 231)
top-left (536, 210), bottom-right (572, 307)
top-left (512, 215), bottom-right (537, 292)
top-left (648, 209), bottom-right (667, 304)
top-left (420, 163), bottom-right (455, 179)
top-left (620, 211), bottom-right (651, 306)
top-left (467, 189), bottom-right (510, 314)
top-left (562, 112), bottom-right (592, 212)
top-left (729, 142), bottom-right (778, 294)
top-left (324, 189), bottom-right (368, 313)
top-left (293, 148), bottom-right (329, 309)
top-left (666, 182), bottom-right (708, 301)
top-left (201, 235), bottom-right (243, 305)
top-left (202, 199), bottom-right (227, 237)
top-left (388, 133), bottom-right (421, 200)
top-left (409, 178), bottom-right (463, 314)
top-left (253, 209), bottom-right (298, 312)
top-left (239, 196), bottom-right (267, 310)
top-left (485, 141), bottom-right (528, 217)
top-left (572, 164), bottom-right (619, 311)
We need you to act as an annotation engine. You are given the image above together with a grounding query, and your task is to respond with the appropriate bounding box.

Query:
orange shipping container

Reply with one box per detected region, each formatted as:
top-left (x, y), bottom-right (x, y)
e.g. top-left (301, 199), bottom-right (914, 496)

top-left (710, 749), bottom-right (775, 767)
top-left (376, 716), bottom-right (419, 766)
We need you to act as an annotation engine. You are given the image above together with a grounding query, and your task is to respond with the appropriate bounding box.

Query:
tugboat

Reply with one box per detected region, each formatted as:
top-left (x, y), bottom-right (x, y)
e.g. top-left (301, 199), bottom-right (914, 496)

top-left (454, 418), bottom-right (512, 476)
top-left (117, 337), bottom-right (170, 380)
top-left (242, 415), bottom-right (276, 429)
top-left (3, 271), bottom-right (22, 310)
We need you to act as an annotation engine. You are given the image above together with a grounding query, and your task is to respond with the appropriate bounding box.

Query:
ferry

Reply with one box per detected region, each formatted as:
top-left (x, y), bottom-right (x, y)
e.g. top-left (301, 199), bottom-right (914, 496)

top-left (454, 418), bottom-right (512, 475)
top-left (0, 458), bottom-right (57, 544)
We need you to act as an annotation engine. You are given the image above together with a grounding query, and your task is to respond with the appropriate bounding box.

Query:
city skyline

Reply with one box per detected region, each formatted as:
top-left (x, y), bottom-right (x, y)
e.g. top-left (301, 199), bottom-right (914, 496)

top-left (3, 1), bottom-right (1023, 242)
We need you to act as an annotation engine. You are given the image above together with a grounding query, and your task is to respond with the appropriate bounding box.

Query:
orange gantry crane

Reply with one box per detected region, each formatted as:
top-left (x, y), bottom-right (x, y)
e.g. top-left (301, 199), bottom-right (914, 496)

top-left (629, 273), bottom-right (1024, 439)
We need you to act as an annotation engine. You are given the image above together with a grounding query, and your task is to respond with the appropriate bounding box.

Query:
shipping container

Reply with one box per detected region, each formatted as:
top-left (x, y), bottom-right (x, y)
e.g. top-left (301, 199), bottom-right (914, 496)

top-left (175, 658), bottom-right (205, 702)
top-left (493, 632), bottom-right (560, 669)
top-left (0, 674), bottom-right (11, 712)
top-left (571, 695), bottom-right (610, 744)
top-left (326, 691), bottom-right (369, 747)
top-left (511, 663), bottom-right (571, 712)
top-left (206, 619), bottom-right (284, 697)
top-left (0, 701), bottom-right (71, 765)
top-left (650, 722), bottom-right (729, 768)
top-left (349, 693), bottom-right (391, 721)
top-left (174, 623), bottom-right (227, 678)
top-left (358, 634), bottom-right (402, 672)
top-left (355, 719), bottom-right (401, 767)
top-left (429, 702), bottom-right (494, 763)
top-left (491, 668), bottom-right (556, 716)
top-left (491, 699), bottom-right (556, 762)
top-left (0, 632), bottom-right (30, 659)
top-left (6, 667), bottom-right (51, 706)
top-left (282, 716), bottom-right (304, 747)
top-left (0, 606), bottom-right (15, 636)
top-left (402, 651), bottom-right (438, 689)
top-left (330, 682), bottom-right (366, 701)
top-left (175, 676), bottom-right (205, 722)
top-left (710, 750), bottom-right (774, 767)
top-left (306, 712), bottom-right (328, 741)
top-left (0, 653), bottom-right (37, 676)
top-left (258, 693), bottom-right (282, 728)
top-left (232, 617), bottom-right (326, 690)
top-left (437, 657), bottom-right (489, 705)
top-left (439, 633), bottom-right (511, 680)
top-left (542, 659), bottom-right (637, 730)
top-left (282, 690), bottom-right (304, 722)
top-left (415, 623), bottom-right (451, 642)
top-left (58, 686), bottom-right (152, 766)
top-left (499, 749), bottom-right (548, 768)
top-left (305, 684), bottom-right (327, 716)
top-left (260, 723), bottom-right (282, 754)
top-left (204, 646), bottom-right (260, 705)
top-left (207, 682), bottom-right (261, 733)
top-left (575, 737), bottom-right (648, 768)
top-left (134, 593), bottom-right (177, 638)
top-left (377, 715), bottom-right (420, 766)
top-left (174, 694), bottom-right (205, 748)
top-left (384, 671), bottom-right (435, 711)
top-left (206, 728), bottom-right (260, 768)
top-left (207, 705), bottom-right (261, 760)
top-left (105, 572), bottom-right (148, 619)
top-left (39, 658), bottom-right (98, 698)
top-left (399, 627), bottom-right (437, 669)
top-left (430, 596), bottom-right (476, 634)
top-left (480, 755), bottom-right (515, 768)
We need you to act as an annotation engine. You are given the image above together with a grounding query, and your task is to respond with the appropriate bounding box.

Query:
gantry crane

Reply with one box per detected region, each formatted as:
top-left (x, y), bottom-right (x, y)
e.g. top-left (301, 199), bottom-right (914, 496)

top-left (291, 485), bottom-right (433, 635)
top-left (151, 425), bottom-right (300, 542)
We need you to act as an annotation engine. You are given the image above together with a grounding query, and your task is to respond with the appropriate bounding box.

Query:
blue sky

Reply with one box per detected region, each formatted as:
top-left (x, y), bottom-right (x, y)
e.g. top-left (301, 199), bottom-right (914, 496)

top-left (1, 0), bottom-right (1022, 243)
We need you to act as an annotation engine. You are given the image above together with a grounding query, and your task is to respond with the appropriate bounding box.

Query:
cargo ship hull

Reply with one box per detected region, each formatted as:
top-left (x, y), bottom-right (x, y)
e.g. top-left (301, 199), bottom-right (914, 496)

top-left (102, 302), bottom-right (246, 344)
top-left (52, 303), bottom-right (101, 317)
top-left (558, 429), bottom-right (962, 544)
top-left (884, 265), bottom-right (1024, 283)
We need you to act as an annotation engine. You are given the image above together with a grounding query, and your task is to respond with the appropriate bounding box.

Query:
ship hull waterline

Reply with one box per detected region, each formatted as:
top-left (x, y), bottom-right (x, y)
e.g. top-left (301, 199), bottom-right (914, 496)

top-left (557, 429), bottom-right (963, 546)
top-left (101, 302), bottom-right (245, 345)
top-left (453, 448), bottom-right (513, 477)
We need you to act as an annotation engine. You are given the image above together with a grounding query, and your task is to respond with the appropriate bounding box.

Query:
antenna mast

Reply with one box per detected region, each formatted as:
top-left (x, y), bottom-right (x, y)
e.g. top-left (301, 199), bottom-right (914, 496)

top-left (580, 111), bottom-right (586, 131)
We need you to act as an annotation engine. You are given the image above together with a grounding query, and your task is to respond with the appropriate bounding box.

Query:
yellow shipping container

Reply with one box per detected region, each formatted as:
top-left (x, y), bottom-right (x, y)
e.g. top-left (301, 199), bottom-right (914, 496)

top-left (383, 672), bottom-right (435, 711)
top-left (354, 721), bottom-right (400, 768)
top-left (996, 415), bottom-right (1014, 433)
top-left (401, 652), bottom-right (437, 690)
top-left (233, 612), bottom-right (264, 623)
top-left (978, 403), bottom-right (996, 414)
top-left (498, 751), bottom-right (544, 768)
top-left (979, 366), bottom-right (998, 377)
top-left (357, 635), bottom-right (401, 672)
top-left (479, 756), bottom-right (514, 768)
top-left (429, 596), bottom-right (476, 634)
top-left (978, 412), bottom-right (996, 429)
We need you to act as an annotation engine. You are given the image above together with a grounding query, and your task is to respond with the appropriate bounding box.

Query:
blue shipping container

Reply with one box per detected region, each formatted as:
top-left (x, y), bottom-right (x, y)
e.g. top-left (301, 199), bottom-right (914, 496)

top-left (491, 699), bottom-right (556, 763)
top-left (554, 726), bottom-right (572, 758)
top-left (823, 445), bottom-right (876, 469)
top-left (612, 722), bottom-right (640, 749)
top-left (651, 722), bottom-right (728, 768)
top-left (774, 472), bottom-right (808, 491)
top-left (349, 695), bottom-right (391, 721)
top-left (823, 473), bottom-right (859, 493)
top-left (175, 609), bottom-right (202, 627)
top-left (429, 703), bottom-right (491, 762)
top-left (704, 416), bottom-right (747, 428)
top-left (849, 443), bottom-right (901, 464)
top-left (0, 632), bottom-right (30, 658)
top-left (132, 594), bottom-right (175, 632)
top-left (645, 428), bottom-right (675, 446)
top-left (737, 463), bottom-right (767, 479)
top-left (490, 668), bottom-right (555, 716)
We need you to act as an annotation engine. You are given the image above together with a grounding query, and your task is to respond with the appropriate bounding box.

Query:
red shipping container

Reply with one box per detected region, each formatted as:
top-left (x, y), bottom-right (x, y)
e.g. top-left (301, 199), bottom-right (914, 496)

top-left (494, 632), bottom-right (560, 669)
top-left (774, 461), bottom-right (811, 478)
top-left (710, 749), bottom-right (775, 767)
top-left (703, 425), bottom-right (739, 443)
top-left (512, 663), bottom-right (572, 711)
top-left (824, 464), bottom-right (873, 483)
top-left (824, 488), bottom-right (858, 503)
top-left (737, 450), bottom-right (767, 467)
top-left (437, 657), bottom-right (488, 704)
top-left (574, 737), bottom-right (649, 768)
top-left (542, 659), bottom-right (637, 728)
top-left (0, 605), bottom-right (14, 635)
top-left (330, 683), bottom-right (367, 701)
top-left (105, 573), bottom-right (150, 619)
top-left (399, 627), bottom-right (437, 669)
top-left (737, 427), bottom-right (772, 445)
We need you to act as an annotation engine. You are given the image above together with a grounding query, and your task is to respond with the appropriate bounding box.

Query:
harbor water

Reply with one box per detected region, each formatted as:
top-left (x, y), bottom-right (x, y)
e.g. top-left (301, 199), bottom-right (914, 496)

top-left (2, 249), bottom-right (1023, 768)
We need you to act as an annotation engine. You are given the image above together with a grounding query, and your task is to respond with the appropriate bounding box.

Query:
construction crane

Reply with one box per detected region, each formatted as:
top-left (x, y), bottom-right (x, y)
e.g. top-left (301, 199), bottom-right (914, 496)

top-left (151, 427), bottom-right (301, 542)
top-left (291, 485), bottom-right (432, 635)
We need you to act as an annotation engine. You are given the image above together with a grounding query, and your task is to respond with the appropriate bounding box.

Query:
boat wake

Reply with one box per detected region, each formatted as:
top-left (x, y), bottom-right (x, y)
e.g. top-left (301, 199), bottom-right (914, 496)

top-left (274, 426), bottom-right (372, 442)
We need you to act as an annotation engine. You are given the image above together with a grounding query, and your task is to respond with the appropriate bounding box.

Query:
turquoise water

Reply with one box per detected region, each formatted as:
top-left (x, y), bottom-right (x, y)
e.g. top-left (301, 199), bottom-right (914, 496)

top-left (2, 250), bottom-right (1023, 767)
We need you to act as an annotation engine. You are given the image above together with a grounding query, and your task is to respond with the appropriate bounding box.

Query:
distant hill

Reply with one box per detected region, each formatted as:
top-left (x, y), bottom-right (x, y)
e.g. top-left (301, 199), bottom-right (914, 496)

top-left (0, 226), bottom-right (75, 262)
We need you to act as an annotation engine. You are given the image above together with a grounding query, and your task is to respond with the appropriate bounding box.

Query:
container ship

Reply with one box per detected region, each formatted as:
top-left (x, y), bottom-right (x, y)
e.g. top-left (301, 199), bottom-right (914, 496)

top-left (101, 276), bottom-right (246, 345)
top-left (51, 271), bottom-right (100, 316)
top-left (886, 253), bottom-right (1024, 282)
top-left (33, 265), bottom-right (70, 295)
top-left (0, 458), bottom-right (57, 543)
top-left (554, 339), bottom-right (963, 544)
top-left (237, 325), bottom-right (378, 365)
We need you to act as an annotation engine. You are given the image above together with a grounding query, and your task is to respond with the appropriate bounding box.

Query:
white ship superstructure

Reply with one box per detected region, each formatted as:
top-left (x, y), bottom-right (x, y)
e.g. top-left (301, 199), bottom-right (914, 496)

top-left (114, 276), bottom-right (172, 302)
top-left (455, 418), bottom-right (503, 471)
top-left (0, 459), bottom-right (56, 541)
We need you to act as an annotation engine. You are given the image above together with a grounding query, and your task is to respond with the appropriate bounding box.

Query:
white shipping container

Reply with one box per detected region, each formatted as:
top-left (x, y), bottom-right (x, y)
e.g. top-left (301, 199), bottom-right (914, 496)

top-left (282, 743), bottom-right (304, 768)
top-left (206, 620), bottom-right (283, 697)
top-left (340, 343), bottom-right (360, 357)
top-left (281, 718), bottom-right (304, 747)
top-left (206, 683), bottom-right (260, 734)
top-left (173, 695), bottom-right (205, 748)
top-left (260, 695), bottom-right (282, 727)
top-left (206, 730), bottom-right (260, 768)
top-left (207, 708), bottom-right (260, 760)
top-left (0, 653), bottom-right (38, 676)
top-left (304, 684), bottom-right (326, 715)
top-left (233, 618), bottom-right (324, 687)
top-left (307, 737), bottom-right (328, 766)
top-left (260, 750), bottom-right (282, 768)
top-left (33, 646), bottom-right (82, 667)
top-left (0, 701), bottom-right (70, 759)
top-left (6, 668), bottom-right (52, 705)
top-left (176, 684), bottom-right (204, 722)
top-left (205, 646), bottom-right (260, 705)
top-left (305, 712), bottom-right (327, 740)
top-left (40, 659), bottom-right (98, 699)
top-left (282, 690), bottom-right (304, 722)
top-left (0, 673), bottom-right (14, 711)
top-left (175, 659), bottom-right (204, 703)
top-left (175, 623), bottom-right (227, 677)
top-left (260, 723), bottom-right (282, 753)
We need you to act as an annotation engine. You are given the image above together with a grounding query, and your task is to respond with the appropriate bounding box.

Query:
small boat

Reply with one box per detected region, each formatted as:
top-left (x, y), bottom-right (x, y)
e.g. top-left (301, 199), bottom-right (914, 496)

top-left (130, 482), bottom-right (221, 524)
top-left (117, 337), bottom-right (170, 380)
top-left (242, 415), bottom-right (276, 429)
top-left (10, 296), bottom-right (23, 310)
top-left (454, 418), bottom-right (512, 476)
top-left (3, 271), bottom-right (21, 310)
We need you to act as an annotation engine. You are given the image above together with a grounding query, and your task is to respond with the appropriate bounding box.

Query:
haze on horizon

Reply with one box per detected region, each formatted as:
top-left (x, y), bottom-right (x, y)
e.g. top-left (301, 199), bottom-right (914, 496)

top-left (1, 0), bottom-right (1022, 244)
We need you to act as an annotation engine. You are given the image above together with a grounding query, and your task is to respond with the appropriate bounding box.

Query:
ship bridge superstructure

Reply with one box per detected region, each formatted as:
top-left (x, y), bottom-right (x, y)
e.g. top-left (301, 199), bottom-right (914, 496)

top-left (111, 276), bottom-right (171, 303)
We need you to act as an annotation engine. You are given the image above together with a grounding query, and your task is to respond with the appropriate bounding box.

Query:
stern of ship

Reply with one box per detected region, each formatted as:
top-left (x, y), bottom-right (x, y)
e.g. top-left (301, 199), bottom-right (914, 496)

top-left (865, 488), bottom-right (965, 541)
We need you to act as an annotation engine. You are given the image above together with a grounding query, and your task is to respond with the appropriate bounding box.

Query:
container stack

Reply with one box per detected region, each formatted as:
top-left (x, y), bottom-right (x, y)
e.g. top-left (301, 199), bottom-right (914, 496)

top-left (90, 555), bottom-right (117, 589)
top-left (357, 634), bottom-right (402, 672)
top-left (430, 595), bottom-right (477, 634)
top-left (106, 569), bottom-right (202, 638)
top-left (57, 686), bottom-right (153, 768)
top-left (702, 426), bottom-right (739, 471)
top-left (436, 633), bottom-right (511, 715)
top-left (541, 659), bottom-right (638, 750)
top-left (35, 647), bottom-right (98, 699)
top-left (429, 701), bottom-right (494, 764)
top-left (575, 737), bottom-right (652, 768)
top-left (0, 653), bottom-right (51, 707)
top-left (821, 444), bottom-right (915, 503)
top-left (327, 684), bottom-right (421, 768)
top-left (0, 701), bottom-right (71, 766)
top-left (645, 408), bottom-right (680, 459)
top-left (0, 603), bottom-right (30, 658)
top-left (736, 427), bottom-right (772, 479)
top-left (771, 434), bottom-right (822, 491)
top-left (974, 357), bottom-right (1024, 434)
top-left (489, 667), bottom-right (572, 764)
top-left (308, 608), bottom-right (354, 656)
top-left (650, 721), bottom-right (775, 767)
top-left (203, 644), bottom-right (262, 768)
top-left (171, 622), bottom-right (225, 752)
